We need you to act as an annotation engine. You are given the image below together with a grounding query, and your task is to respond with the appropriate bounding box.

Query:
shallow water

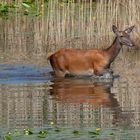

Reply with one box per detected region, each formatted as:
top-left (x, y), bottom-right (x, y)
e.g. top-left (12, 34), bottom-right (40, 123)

top-left (0, 48), bottom-right (139, 139)
top-left (0, 15), bottom-right (140, 140)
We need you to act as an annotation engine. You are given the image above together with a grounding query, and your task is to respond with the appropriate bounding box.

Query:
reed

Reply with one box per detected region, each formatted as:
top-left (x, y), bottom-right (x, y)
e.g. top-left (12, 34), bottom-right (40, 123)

top-left (45, 0), bottom-right (140, 52)
top-left (0, 0), bottom-right (140, 60)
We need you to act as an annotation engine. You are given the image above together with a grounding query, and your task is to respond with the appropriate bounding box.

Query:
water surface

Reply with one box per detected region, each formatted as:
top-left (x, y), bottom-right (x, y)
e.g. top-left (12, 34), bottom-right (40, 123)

top-left (0, 15), bottom-right (140, 140)
top-left (0, 50), bottom-right (139, 139)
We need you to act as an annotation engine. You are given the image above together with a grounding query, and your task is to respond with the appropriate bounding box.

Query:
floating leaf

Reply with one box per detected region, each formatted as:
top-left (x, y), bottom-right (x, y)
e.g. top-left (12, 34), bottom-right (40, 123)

top-left (13, 129), bottom-right (21, 137)
top-left (90, 135), bottom-right (98, 138)
top-left (72, 130), bottom-right (80, 135)
top-left (38, 130), bottom-right (48, 138)
top-left (3, 135), bottom-right (12, 140)
top-left (55, 128), bottom-right (61, 132)
top-left (24, 128), bottom-right (33, 135)
top-left (109, 132), bottom-right (114, 135)
top-left (88, 131), bottom-right (99, 135)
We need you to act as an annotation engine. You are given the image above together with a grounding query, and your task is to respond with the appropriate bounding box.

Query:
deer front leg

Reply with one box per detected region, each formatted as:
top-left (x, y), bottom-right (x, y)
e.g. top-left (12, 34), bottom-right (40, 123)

top-left (54, 70), bottom-right (66, 77)
top-left (94, 68), bottom-right (113, 76)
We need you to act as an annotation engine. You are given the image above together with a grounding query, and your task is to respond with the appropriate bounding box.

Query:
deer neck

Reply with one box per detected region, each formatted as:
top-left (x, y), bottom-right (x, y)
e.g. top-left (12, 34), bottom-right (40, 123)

top-left (105, 37), bottom-right (122, 63)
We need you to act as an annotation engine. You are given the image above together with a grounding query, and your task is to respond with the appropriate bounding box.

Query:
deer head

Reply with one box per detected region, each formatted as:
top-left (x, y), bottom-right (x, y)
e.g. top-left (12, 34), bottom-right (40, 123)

top-left (112, 25), bottom-right (135, 47)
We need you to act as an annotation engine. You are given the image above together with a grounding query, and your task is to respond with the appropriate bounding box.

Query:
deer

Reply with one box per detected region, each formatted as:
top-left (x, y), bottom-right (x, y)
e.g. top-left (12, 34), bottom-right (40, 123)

top-left (47, 25), bottom-right (135, 77)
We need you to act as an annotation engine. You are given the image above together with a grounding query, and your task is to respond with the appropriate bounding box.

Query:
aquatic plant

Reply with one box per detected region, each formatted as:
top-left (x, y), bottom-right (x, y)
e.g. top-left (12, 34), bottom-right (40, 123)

top-left (23, 128), bottom-right (33, 135)
top-left (88, 128), bottom-right (101, 136)
top-left (3, 133), bottom-right (12, 140)
top-left (38, 130), bottom-right (48, 138)
top-left (13, 129), bottom-right (21, 137)
top-left (72, 130), bottom-right (80, 135)
top-left (2, 127), bottom-right (116, 140)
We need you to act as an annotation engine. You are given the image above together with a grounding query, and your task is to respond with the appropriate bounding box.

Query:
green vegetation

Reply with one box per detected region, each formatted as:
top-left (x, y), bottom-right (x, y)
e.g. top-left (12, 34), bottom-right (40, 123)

top-left (23, 128), bottom-right (33, 135)
top-left (0, 3), bottom-right (10, 16)
top-left (3, 129), bottom-right (46, 140)
top-left (3, 134), bottom-right (12, 140)
top-left (72, 130), bottom-right (80, 135)
top-left (0, 0), bottom-right (81, 17)
top-left (1, 127), bottom-right (117, 140)
top-left (0, 0), bottom-right (48, 17)
top-left (38, 130), bottom-right (48, 138)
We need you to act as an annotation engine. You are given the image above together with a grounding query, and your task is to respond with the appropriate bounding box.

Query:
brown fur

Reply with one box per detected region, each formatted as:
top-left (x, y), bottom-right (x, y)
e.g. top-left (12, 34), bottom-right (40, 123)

top-left (48, 48), bottom-right (109, 77)
top-left (48, 25), bottom-right (135, 77)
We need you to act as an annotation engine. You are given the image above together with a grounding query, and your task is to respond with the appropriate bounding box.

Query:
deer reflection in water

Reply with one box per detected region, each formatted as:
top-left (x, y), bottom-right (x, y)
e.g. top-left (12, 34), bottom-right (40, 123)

top-left (50, 78), bottom-right (116, 106)
top-left (49, 78), bottom-right (133, 126)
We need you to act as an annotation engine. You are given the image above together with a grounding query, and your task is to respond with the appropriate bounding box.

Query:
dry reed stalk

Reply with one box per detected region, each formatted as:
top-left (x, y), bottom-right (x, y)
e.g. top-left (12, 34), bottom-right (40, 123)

top-left (1, 0), bottom-right (140, 58)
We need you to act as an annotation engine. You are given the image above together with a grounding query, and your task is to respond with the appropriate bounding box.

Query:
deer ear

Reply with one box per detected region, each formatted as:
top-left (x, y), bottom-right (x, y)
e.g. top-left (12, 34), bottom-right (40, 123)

top-left (125, 25), bottom-right (135, 33)
top-left (112, 25), bottom-right (118, 34)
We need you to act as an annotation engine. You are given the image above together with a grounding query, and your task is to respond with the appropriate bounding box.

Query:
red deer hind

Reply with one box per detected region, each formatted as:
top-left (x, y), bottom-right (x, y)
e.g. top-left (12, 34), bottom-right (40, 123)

top-left (48, 25), bottom-right (135, 77)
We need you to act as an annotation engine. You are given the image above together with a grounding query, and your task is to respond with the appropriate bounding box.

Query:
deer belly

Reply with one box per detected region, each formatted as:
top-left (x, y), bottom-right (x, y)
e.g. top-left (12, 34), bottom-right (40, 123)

top-left (67, 69), bottom-right (94, 76)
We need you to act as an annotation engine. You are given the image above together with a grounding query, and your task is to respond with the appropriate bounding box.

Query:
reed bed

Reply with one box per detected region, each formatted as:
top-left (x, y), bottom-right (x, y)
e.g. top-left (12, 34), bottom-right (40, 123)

top-left (44, 0), bottom-right (140, 52)
top-left (0, 0), bottom-right (140, 59)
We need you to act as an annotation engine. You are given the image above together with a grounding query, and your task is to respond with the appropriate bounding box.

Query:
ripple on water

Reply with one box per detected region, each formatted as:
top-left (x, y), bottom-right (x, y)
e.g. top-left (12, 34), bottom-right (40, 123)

top-left (0, 63), bottom-right (140, 140)
top-left (0, 64), bottom-right (52, 84)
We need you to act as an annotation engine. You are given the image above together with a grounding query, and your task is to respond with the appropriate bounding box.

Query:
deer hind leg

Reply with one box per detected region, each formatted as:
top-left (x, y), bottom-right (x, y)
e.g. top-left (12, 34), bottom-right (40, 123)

top-left (50, 56), bottom-right (66, 77)
top-left (52, 61), bottom-right (67, 77)
top-left (53, 62), bottom-right (67, 77)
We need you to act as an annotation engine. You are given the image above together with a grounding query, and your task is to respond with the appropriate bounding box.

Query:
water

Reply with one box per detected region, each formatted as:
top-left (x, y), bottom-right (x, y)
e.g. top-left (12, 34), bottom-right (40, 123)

top-left (0, 49), bottom-right (139, 139)
top-left (0, 17), bottom-right (140, 140)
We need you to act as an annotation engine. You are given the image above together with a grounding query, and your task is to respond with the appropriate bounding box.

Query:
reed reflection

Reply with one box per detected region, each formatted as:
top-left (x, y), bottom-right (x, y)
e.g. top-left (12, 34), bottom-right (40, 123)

top-left (48, 78), bottom-right (128, 127)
